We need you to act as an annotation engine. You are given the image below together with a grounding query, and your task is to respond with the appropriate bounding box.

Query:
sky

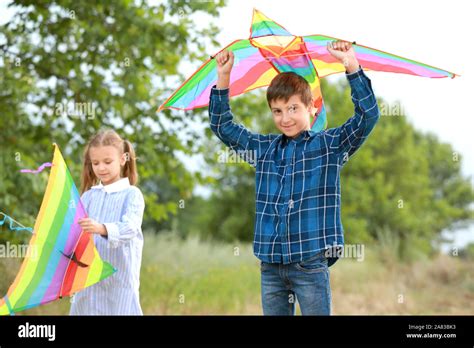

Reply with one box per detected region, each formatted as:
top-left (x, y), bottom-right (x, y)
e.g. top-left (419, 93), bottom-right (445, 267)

top-left (1, 0), bottom-right (472, 249)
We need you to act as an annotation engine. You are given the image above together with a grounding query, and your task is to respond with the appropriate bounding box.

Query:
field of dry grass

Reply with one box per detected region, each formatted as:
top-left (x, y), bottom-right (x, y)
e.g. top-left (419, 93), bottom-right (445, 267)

top-left (1, 232), bottom-right (473, 315)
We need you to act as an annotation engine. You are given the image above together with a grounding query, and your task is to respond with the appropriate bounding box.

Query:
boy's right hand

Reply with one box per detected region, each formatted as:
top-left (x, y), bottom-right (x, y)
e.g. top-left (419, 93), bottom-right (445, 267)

top-left (216, 49), bottom-right (234, 89)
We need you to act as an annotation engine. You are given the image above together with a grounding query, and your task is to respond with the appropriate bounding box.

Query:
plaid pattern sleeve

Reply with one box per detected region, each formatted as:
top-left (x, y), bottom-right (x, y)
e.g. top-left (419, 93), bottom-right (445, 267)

top-left (325, 68), bottom-right (380, 159)
top-left (209, 69), bottom-right (379, 265)
top-left (209, 87), bottom-right (277, 167)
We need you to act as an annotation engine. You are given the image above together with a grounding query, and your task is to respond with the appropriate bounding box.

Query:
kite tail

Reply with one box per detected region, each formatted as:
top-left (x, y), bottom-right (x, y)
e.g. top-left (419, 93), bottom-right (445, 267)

top-left (0, 213), bottom-right (33, 233)
top-left (20, 162), bottom-right (53, 174)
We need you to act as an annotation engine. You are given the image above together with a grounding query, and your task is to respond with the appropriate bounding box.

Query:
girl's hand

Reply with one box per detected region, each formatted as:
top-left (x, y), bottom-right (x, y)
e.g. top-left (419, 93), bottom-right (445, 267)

top-left (327, 40), bottom-right (359, 73)
top-left (216, 50), bottom-right (234, 89)
top-left (78, 218), bottom-right (107, 236)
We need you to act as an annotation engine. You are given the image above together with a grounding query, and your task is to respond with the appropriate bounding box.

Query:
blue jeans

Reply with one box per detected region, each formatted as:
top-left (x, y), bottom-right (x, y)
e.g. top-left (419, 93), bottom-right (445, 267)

top-left (260, 250), bottom-right (332, 315)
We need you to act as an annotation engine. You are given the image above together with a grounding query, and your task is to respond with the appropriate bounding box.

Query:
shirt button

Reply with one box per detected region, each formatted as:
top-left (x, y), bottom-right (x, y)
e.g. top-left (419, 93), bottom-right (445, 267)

top-left (289, 199), bottom-right (294, 208)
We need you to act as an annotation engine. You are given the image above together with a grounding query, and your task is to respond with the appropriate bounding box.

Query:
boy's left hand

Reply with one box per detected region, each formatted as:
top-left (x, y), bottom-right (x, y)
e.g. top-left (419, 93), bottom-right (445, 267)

top-left (327, 40), bottom-right (359, 73)
top-left (78, 218), bottom-right (107, 236)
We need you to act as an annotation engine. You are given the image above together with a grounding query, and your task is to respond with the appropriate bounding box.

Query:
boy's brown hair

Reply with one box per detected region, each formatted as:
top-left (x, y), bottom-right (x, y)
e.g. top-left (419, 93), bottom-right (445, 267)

top-left (266, 72), bottom-right (313, 107)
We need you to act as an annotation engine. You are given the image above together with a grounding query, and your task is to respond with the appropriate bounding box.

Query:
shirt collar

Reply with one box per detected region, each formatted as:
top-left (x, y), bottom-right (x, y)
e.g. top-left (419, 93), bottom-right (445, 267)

top-left (281, 130), bottom-right (315, 145)
top-left (91, 177), bottom-right (131, 193)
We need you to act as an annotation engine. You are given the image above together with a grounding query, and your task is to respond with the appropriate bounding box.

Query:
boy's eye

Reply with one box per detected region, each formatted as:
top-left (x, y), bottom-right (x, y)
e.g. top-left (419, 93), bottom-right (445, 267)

top-left (289, 105), bottom-right (297, 113)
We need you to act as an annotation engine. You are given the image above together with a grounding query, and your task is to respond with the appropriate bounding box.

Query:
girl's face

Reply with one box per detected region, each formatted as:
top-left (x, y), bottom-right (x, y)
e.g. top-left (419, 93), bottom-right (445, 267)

top-left (89, 145), bottom-right (126, 185)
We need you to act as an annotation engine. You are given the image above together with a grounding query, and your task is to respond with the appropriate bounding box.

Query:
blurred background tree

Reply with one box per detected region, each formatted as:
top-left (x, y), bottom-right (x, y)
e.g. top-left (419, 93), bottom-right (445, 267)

top-left (0, 0), bottom-right (225, 242)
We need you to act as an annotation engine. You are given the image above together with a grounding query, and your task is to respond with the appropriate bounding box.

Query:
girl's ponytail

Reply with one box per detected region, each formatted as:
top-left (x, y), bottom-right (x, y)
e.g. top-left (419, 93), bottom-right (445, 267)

top-left (123, 140), bottom-right (138, 185)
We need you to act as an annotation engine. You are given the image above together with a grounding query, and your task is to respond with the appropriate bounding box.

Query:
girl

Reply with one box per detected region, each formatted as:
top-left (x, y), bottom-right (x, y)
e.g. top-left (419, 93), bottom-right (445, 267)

top-left (70, 130), bottom-right (145, 315)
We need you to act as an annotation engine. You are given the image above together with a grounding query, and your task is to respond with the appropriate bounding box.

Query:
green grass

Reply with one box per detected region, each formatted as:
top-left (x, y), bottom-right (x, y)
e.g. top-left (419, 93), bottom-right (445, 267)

top-left (140, 232), bottom-right (260, 314)
top-left (1, 232), bottom-right (473, 315)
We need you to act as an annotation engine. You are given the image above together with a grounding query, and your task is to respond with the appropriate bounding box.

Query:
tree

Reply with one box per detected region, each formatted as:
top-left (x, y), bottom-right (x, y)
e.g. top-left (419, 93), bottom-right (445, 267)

top-left (0, 0), bottom-right (225, 242)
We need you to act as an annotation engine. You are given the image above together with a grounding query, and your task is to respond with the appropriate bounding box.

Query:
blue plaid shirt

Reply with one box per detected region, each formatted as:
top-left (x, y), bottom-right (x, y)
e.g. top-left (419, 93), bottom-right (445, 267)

top-left (209, 69), bottom-right (379, 265)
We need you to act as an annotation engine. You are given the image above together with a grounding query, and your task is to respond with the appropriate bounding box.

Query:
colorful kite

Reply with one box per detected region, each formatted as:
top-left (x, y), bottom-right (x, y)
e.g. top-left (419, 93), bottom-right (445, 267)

top-left (0, 144), bottom-right (115, 315)
top-left (159, 8), bottom-right (458, 131)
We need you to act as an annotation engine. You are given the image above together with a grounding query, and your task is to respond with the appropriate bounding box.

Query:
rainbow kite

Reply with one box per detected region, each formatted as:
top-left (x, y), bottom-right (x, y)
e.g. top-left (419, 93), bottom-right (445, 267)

top-left (159, 8), bottom-right (458, 132)
top-left (0, 144), bottom-right (115, 315)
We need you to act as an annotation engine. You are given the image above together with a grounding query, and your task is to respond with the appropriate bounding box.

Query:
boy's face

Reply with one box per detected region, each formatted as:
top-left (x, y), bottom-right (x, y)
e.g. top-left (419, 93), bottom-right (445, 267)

top-left (270, 94), bottom-right (312, 138)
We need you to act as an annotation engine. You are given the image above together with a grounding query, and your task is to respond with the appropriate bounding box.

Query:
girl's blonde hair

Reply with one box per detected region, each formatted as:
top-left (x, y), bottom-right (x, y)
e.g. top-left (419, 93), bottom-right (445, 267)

top-left (81, 130), bottom-right (138, 194)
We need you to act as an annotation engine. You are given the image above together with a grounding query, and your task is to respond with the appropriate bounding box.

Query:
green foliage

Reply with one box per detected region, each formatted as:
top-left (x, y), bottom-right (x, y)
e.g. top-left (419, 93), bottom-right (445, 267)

top-left (459, 242), bottom-right (474, 260)
top-left (0, 0), bottom-right (225, 229)
top-left (324, 79), bottom-right (473, 259)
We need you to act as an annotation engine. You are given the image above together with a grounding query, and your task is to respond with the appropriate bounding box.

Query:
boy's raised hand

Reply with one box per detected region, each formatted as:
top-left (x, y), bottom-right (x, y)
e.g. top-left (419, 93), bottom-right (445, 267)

top-left (327, 40), bottom-right (360, 74)
top-left (216, 49), bottom-right (234, 89)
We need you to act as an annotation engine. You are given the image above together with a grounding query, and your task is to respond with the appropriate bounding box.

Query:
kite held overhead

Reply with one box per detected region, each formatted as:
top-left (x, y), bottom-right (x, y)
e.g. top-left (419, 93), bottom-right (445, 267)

top-left (158, 8), bottom-right (457, 132)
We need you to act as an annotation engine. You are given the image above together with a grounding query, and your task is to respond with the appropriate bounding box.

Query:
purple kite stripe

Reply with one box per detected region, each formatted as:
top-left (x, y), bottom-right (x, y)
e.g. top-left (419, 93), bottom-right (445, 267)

top-left (64, 199), bottom-right (87, 255)
top-left (40, 199), bottom-right (87, 302)
top-left (306, 44), bottom-right (446, 78)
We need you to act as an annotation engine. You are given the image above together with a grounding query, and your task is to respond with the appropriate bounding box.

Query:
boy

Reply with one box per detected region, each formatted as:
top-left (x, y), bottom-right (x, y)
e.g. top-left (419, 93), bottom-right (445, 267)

top-left (209, 40), bottom-right (380, 315)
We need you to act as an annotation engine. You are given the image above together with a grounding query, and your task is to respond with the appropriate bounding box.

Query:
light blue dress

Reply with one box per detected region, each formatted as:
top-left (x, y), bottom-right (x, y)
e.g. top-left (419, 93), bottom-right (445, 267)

top-left (69, 178), bottom-right (145, 315)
